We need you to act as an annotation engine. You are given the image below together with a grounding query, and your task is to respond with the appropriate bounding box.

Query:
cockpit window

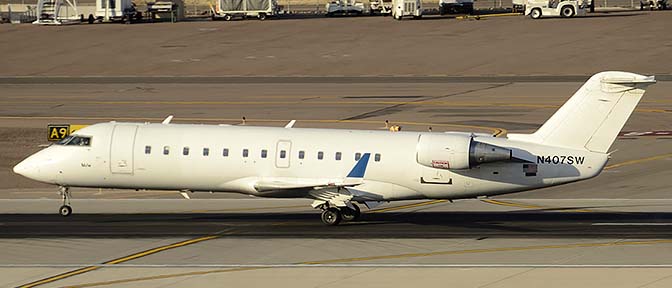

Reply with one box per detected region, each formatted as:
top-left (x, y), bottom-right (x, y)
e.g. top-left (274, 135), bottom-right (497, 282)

top-left (56, 135), bottom-right (91, 146)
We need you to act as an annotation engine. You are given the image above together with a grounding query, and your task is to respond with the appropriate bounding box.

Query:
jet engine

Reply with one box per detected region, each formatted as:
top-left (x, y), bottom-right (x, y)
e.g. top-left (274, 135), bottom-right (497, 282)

top-left (416, 134), bottom-right (512, 170)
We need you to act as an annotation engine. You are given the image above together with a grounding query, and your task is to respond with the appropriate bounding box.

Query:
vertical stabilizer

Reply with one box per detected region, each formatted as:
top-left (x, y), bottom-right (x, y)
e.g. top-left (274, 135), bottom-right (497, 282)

top-left (529, 71), bottom-right (655, 153)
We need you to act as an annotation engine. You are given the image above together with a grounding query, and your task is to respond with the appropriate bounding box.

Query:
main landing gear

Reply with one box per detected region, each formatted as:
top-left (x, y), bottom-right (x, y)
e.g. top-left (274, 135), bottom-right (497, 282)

top-left (320, 204), bottom-right (361, 226)
top-left (58, 186), bottom-right (72, 217)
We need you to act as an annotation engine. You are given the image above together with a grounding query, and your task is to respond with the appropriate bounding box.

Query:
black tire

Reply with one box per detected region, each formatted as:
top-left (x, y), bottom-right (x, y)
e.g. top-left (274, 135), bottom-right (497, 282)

top-left (87, 14), bottom-right (94, 24)
top-left (341, 205), bottom-right (361, 221)
top-left (320, 208), bottom-right (342, 226)
top-left (224, 14), bottom-right (232, 21)
top-left (561, 6), bottom-right (574, 17)
top-left (530, 8), bottom-right (542, 19)
top-left (59, 205), bottom-right (72, 217)
top-left (258, 13), bottom-right (266, 20)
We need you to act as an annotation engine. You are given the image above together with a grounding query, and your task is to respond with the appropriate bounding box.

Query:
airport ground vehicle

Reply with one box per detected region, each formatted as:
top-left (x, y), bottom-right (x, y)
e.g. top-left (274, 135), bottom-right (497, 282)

top-left (369, 0), bottom-right (392, 15)
top-left (392, 0), bottom-right (422, 20)
top-left (640, 0), bottom-right (667, 10)
top-left (87, 0), bottom-right (143, 23)
top-left (211, 0), bottom-right (279, 21)
top-left (439, 0), bottom-right (473, 15)
top-left (526, 0), bottom-right (587, 19)
top-left (325, 0), bottom-right (366, 16)
top-left (14, 72), bottom-right (655, 225)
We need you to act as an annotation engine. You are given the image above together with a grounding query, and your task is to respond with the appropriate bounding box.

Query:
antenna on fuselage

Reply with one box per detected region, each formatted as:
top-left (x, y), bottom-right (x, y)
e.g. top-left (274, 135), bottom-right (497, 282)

top-left (284, 120), bottom-right (296, 128)
top-left (162, 115), bottom-right (174, 124)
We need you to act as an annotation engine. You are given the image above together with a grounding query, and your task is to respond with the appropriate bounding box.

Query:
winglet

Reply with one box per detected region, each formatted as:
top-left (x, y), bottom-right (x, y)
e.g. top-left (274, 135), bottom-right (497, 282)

top-left (162, 115), bottom-right (174, 124)
top-left (347, 153), bottom-right (370, 178)
top-left (284, 120), bottom-right (296, 128)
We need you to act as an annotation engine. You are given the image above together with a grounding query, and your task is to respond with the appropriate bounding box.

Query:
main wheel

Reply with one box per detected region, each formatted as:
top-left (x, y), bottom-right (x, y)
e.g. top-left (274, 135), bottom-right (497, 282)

top-left (321, 208), bottom-right (342, 226)
top-left (258, 13), bottom-right (266, 20)
top-left (59, 205), bottom-right (72, 217)
top-left (530, 8), bottom-right (542, 19)
top-left (87, 14), bottom-right (95, 24)
top-left (560, 6), bottom-right (575, 17)
top-left (224, 14), bottom-right (232, 21)
top-left (341, 205), bottom-right (361, 221)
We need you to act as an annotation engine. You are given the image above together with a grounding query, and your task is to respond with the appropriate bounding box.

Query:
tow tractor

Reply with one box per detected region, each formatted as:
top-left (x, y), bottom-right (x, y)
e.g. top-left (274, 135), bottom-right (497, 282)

top-left (526, 0), bottom-right (588, 19)
top-left (369, 0), bottom-right (392, 15)
top-left (640, 0), bottom-right (667, 10)
top-left (325, 0), bottom-right (366, 16)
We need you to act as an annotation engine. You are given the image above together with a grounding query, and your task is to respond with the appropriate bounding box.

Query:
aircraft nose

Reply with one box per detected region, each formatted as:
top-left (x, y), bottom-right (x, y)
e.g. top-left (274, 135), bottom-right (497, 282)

top-left (13, 159), bottom-right (33, 176)
top-left (13, 157), bottom-right (41, 180)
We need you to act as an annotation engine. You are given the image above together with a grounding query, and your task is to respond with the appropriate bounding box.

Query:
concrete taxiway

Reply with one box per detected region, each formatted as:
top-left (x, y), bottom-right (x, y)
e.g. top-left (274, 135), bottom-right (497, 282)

top-left (1, 12), bottom-right (671, 288)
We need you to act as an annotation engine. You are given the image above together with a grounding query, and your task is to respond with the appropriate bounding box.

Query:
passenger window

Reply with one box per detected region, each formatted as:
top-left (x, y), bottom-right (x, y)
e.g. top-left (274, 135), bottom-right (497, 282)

top-left (163, 146), bottom-right (170, 155)
top-left (375, 153), bottom-right (381, 162)
top-left (355, 153), bottom-right (361, 161)
top-left (280, 150), bottom-right (286, 159)
top-left (317, 151), bottom-right (324, 160)
top-left (298, 150), bottom-right (305, 159)
top-left (223, 148), bottom-right (229, 157)
top-left (203, 148), bottom-right (210, 156)
top-left (243, 149), bottom-right (249, 158)
top-left (145, 146), bottom-right (151, 155)
top-left (261, 149), bottom-right (268, 158)
top-left (335, 152), bottom-right (342, 161)
top-left (183, 147), bottom-right (190, 156)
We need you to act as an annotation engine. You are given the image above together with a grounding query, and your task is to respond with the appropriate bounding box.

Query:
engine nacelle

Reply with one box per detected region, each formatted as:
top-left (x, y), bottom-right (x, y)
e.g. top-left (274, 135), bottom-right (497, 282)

top-left (416, 134), bottom-right (512, 170)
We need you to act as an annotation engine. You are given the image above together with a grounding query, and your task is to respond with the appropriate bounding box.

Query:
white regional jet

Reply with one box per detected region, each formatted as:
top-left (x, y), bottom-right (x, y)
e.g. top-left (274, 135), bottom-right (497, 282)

top-left (13, 71), bottom-right (656, 225)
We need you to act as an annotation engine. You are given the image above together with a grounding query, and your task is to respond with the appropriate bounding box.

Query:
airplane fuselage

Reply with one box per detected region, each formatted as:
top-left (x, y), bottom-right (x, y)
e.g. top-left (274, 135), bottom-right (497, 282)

top-left (16, 122), bottom-right (608, 202)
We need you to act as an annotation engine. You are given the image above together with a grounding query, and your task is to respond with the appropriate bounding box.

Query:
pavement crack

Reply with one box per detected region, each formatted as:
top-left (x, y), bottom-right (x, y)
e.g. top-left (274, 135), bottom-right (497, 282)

top-left (341, 82), bottom-right (512, 121)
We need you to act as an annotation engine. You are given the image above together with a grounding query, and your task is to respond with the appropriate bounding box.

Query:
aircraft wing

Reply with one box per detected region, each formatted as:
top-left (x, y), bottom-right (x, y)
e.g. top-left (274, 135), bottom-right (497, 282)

top-left (253, 153), bottom-right (371, 192)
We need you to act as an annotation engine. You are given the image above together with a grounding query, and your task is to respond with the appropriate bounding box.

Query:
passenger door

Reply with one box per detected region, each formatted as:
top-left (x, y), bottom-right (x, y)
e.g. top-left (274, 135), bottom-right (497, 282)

top-left (275, 140), bottom-right (292, 168)
top-left (109, 125), bottom-right (138, 174)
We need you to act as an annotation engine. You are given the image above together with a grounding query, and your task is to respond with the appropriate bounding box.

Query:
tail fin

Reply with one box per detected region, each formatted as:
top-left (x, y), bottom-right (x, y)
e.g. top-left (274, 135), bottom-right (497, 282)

top-left (527, 71), bottom-right (655, 153)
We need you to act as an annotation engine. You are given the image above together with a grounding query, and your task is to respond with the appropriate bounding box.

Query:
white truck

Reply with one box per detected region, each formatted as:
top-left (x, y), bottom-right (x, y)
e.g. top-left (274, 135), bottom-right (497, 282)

top-left (392, 0), bottom-right (422, 20)
top-left (87, 0), bottom-right (143, 23)
top-left (369, 0), bottom-right (392, 15)
top-left (526, 0), bottom-right (588, 19)
top-left (212, 0), bottom-right (279, 21)
top-left (439, 0), bottom-right (474, 15)
top-left (325, 0), bottom-right (366, 16)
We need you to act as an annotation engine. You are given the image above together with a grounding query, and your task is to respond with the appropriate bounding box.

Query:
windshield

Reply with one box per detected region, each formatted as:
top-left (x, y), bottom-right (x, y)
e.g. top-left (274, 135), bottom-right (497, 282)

top-left (56, 135), bottom-right (91, 146)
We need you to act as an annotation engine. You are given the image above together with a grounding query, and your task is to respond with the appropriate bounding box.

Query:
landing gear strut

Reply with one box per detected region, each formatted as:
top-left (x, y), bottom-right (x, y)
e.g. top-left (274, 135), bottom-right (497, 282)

top-left (319, 204), bottom-right (361, 226)
top-left (341, 205), bottom-right (361, 221)
top-left (58, 186), bottom-right (72, 217)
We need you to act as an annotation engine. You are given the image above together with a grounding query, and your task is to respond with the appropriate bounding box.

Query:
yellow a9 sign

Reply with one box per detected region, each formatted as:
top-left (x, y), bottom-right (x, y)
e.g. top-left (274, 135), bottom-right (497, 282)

top-left (48, 125), bottom-right (70, 142)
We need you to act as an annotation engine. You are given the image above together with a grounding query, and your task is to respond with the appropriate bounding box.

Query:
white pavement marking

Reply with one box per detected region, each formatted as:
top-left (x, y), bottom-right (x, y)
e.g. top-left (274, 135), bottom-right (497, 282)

top-left (3, 264), bottom-right (672, 268)
top-left (592, 223), bottom-right (672, 226)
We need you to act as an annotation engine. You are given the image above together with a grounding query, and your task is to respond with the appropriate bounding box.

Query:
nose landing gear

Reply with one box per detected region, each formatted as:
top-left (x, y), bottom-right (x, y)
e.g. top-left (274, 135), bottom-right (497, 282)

top-left (58, 186), bottom-right (72, 217)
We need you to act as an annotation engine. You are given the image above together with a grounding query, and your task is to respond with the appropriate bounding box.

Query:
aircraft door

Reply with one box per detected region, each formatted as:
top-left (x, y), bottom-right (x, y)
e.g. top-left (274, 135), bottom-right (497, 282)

top-left (275, 140), bottom-right (292, 168)
top-left (109, 125), bottom-right (138, 174)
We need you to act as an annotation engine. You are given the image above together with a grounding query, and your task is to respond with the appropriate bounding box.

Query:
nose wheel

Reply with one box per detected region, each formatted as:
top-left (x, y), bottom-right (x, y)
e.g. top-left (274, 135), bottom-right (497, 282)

top-left (58, 186), bottom-right (72, 217)
top-left (59, 205), bottom-right (72, 217)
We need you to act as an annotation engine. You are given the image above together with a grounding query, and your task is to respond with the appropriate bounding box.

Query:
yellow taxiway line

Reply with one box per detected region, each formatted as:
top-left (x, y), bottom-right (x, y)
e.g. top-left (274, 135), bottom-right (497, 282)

top-left (18, 236), bottom-right (220, 288)
top-left (302, 239), bottom-right (672, 264)
top-left (63, 239), bottom-right (672, 287)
